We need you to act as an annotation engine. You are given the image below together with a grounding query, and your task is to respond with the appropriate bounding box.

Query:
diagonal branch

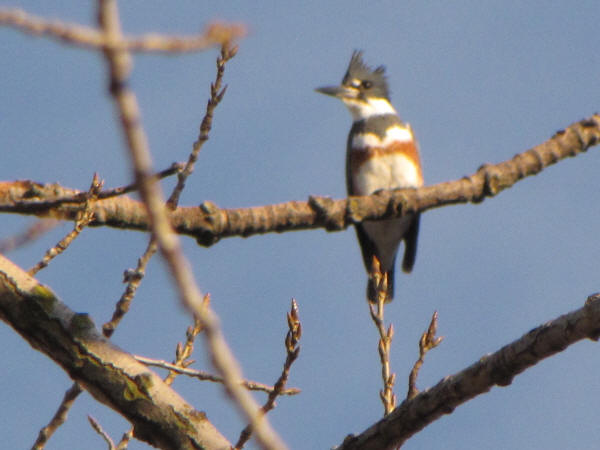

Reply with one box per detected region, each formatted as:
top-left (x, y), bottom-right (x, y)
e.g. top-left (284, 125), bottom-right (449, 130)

top-left (1, 115), bottom-right (598, 245)
top-left (28, 173), bottom-right (103, 275)
top-left (337, 293), bottom-right (600, 450)
top-left (28, 17), bottom-right (244, 450)
top-left (0, 254), bottom-right (231, 450)
top-left (96, 1), bottom-right (286, 449)
top-left (32, 383), bottom-right (83, 450)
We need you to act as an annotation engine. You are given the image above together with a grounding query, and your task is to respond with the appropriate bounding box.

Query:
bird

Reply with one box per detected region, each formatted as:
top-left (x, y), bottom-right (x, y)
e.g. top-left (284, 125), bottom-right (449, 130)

top-left (315, 51), bottom-right (423, 303)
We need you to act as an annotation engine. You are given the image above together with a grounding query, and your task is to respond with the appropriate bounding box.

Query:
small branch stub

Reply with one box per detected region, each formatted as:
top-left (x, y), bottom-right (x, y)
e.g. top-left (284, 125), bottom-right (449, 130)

top-left (407, 311), bottom-right (443, 400)
top-left (234, 299), bottom-right (302, 449)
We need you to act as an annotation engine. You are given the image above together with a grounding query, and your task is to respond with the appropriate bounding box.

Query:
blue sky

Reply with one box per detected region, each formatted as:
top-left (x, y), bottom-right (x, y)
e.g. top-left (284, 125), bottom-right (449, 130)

top-left (1, 1), bottom-right (599, 449)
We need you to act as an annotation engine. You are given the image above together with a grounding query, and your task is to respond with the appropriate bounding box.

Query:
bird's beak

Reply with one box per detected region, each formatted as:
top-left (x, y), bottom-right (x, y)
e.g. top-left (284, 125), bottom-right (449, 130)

top-left (315, 85), bottom-right (358, 100)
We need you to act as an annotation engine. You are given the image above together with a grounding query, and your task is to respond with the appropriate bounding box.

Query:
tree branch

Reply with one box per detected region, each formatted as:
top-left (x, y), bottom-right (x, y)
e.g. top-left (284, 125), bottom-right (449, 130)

top-left (0, 114), bottom-right (597, 245)
top-left (134, 355), bottom-right (300, 396)
top-left (234, 299), bottom-right (302, 449)
top-left (96, 1), bottom-right (285, 448)
top-left (337, 293), bottom-right (600, 450)
top-left (0, 254), bottom-right (231, 450)
top-left (32, 383), bottom-right (83, 449)
top-left (0, 8), bottom-right (245, 53)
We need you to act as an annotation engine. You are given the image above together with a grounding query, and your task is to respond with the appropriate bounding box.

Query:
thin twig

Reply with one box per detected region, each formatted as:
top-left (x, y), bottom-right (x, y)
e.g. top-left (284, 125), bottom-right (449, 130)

top-left (235, 299), bottom-right (302, 449)
top-left (135, 355), bottom-right (300, 396)
top-left (79, 162), bottom-right (182, 202)
top-left (164, 315), bottom-right (205, 386)
top-left (8, 4), bottom-right (237, 449)
top-left (31, 383), bottom-right (83, 450)
top-left (162, 296), bottom-right (209, 388)
top-left (407, 311), bottom-right (443, 400)
top-left (167, 46), bottom-right (236, 208)
top-left (102, 242), bottom-right (157, 338)
top-left (88, 416), bottom-right (117, 450)
top-left (105, 30), bottom-right (238, 450)
top-left (7, 163), bottom-right (182, 215)
top-left (97, 1), bottom-right (285, 448)
top-left (0, 8), bottom-right (245, 53)
top-left (103, 20), bottom-right (234, 340)
top-left (28, 173), bottom-right (103, 275)
top-left (368, 257), bottom-right (396, 416)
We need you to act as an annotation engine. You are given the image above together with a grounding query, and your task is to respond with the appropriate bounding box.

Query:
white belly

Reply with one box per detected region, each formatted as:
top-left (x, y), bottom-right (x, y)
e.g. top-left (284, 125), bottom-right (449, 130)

top-left (351, 152), bottom-right (420, 271)
top-left (352, 153), bottom-right (421, 195)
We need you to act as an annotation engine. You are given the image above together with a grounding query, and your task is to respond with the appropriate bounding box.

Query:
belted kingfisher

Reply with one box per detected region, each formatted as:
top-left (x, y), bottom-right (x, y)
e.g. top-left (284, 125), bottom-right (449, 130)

top-left (316, 51), bottom-right (423, 303)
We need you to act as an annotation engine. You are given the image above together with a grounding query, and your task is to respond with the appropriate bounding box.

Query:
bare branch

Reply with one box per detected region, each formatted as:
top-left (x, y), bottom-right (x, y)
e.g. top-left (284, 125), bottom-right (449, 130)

top-left (101, 243), bottom-right (156, 338)
top-left (235, 299), bottom-right (302, 449)
top-left (104, 11), bottom-right (234, 341)
top-left (167, 45), bottom-right (237, 208)
top-left (337, 294), bottom-right (600, 450)
top-left (105, 37), bottom-right (233, 352)
top-left (164, 315), bottom-right (205, 386)
top-left (368, 258), bottom-right (396, 416)
top-left (407, 311), bottom-right (443, 400)
top-left (88, 416), bottom-right (117, 450)
top-left (0, 254), bottom-right (231, 449)
top-left (0, 8), bottom-right (245, 53)
top-left (1, 115), bottom-right (597, 244)
top-left (135, 355), bottom-right (300, 396)
top-left (28, 174), bottom-right (103, 275)
top-left (87, 163), bottom-right (183, 202)
top-left (31, 383), bottom-right (83, 450)
top-left (105, 32), bottom-right (240, 450)
top-left (96, 1), bottom-right (286, 448)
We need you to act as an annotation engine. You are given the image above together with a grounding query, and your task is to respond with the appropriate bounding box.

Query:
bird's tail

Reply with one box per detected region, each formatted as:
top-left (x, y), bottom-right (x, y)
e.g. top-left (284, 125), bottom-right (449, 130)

top-left (401, 214), bottom-right (420, 273)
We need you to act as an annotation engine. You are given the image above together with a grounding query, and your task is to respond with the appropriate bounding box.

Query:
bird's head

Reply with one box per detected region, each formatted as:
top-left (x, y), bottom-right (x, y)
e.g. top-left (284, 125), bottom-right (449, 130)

top-left (316, 51), bottom-right (395, 120)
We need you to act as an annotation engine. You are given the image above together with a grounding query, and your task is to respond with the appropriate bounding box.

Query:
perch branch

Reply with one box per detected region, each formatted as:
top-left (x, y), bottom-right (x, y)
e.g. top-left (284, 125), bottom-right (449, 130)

top-left (1, 115), bottom-right (597, 245)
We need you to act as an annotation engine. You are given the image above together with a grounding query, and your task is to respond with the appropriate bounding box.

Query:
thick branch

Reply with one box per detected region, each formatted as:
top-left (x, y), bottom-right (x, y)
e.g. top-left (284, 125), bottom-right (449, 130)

top-left (0, 115), bottom-right (598, 245)
top-left (337, 294), bottom-right (600, 450)
top-left (0, 254), bottom-right (231, 450)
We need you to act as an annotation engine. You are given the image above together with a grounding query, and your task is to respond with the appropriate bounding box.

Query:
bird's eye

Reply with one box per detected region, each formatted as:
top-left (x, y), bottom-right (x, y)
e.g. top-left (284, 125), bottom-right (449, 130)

top-left (361, 80), bottom-right (373, 89)
top-left (350, 79), bottom-right (361, 89)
